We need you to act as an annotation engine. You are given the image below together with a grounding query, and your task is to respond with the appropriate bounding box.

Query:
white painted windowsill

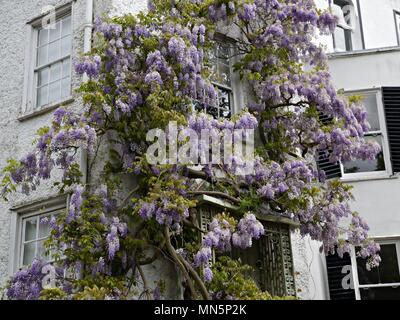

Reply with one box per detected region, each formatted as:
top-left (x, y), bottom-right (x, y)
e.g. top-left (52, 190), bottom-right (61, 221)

top-left (328, 46), bottom-right (400, 59)
top-left (340, 172), bottom-right (398, 183)
top-left (18, 97), bottom-right (74, 122)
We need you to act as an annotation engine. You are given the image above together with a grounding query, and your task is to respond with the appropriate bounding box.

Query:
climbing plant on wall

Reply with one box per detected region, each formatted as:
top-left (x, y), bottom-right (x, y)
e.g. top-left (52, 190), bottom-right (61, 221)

top-left (1, 0), bottom-right (380, 300)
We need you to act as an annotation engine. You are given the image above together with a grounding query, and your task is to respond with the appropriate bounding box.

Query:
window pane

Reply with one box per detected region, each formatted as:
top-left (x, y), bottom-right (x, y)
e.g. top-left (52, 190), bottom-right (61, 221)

top-left (230, 239), bottom-right (263, 289)
top-left (37, 240), bottom-right (50, 261)
top-left (38, 29), bottom-right (48, 46)
top-left (218, 87), bottom-right (232, 118)
top-left (217, 43), bottom-right (230, 60)
top-left (206, 106), bottom-right (219, 119)
top-left (362, 93), bottom-right (380, 132)
top-left (62, 59), bottom-right (70, 78)
top-left (61, 36), bottom-right (71, 56)
top-left (360, 286), bottom-right (400, 300)
top-left (48, 40), bottom-right (60, 63)
top-left (49, 21), bottom-right (61, 42)
top-left (50, 62), bottom-right (61, 82)
top-left (37, 85), bottom-right (49, 107)
top-left (61, 77), bottom-right (71, 98)
top-left (61, 16), bottom-right (71, 37)
top-left (334, 28), bottom-right (347, 52)
top-left (23, 242), bottom-right (36, 266)
top-left (49, 81), bottom-right (61, 103)
top-left (227, 222), bottom-right (294, 297)
top-left (39, 218), bottom-right (52, 239)
top-left (24, 218), bottom-right (37, 242)
top-left (217, 63), bottom-right (231, 87)
top-left (210, 43), bottom-right (232, 87)
top-left (357, 244), bottom-right (400, 285)
top-left (38, 68), bottom-right (49, 87)
top-left (37, 46), bottom-right (48, 66)
top-left (343, 135), bottom-right (386, 174)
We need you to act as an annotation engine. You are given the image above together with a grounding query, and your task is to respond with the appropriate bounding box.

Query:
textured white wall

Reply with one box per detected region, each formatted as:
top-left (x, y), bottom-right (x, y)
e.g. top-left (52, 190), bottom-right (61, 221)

top-left (0, 0), bottom-right (94, 287)
top-left (0, 0), bottom-right (182, 299)
top-left (329, 48), bottom-right (400, 238)
top-left (291, 232), bottom-right (330, 300)
top-left (360, 0), bottom-right (400, 49)
top-left (299, 0), bottom-right (400, 301)
top-left (110, 0), bottom-right (147, 16)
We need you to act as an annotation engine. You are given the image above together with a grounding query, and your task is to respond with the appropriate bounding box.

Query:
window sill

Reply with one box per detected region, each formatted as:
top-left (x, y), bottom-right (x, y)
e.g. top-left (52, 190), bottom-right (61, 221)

top-left (328, 46), bottom-right (400, 59)
top-left (340, 172), bottom-right (398, 183)
top-left (10, 193), bottom-right (69, 214)
top-left (18, 97), bottom-right (74, 122)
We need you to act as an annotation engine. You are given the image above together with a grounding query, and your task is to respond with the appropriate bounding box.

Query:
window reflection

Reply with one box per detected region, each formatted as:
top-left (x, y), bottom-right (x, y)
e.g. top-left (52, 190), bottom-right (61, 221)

top-left (343, 92), bottom-right (386, 175)
top-left (357, 244), bottom-right (400, 285)
top-left (360, 287), bottom-right (400, 300)
top-left (195, 42), bottom-right (234, 119)
top-left (343, 136), bottom-right (386, 174)
top-left (356, 243), bottom-right (400, 300)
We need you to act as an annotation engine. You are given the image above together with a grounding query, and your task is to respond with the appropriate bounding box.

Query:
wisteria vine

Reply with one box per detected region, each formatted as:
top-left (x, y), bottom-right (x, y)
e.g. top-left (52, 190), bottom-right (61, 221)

top-left (1, 0), bottom-right (380, 300)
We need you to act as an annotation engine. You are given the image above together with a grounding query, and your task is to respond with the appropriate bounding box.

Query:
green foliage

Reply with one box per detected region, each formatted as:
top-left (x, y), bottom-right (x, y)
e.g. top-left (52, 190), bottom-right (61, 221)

top-left (207, 256), bottom-right (295, 300)
top-left (40, 288), bottom-right (68, 300)
top-left (0, 159), bottom-right (19, 201)
top-left (73, 285), bottom-right (115, 300)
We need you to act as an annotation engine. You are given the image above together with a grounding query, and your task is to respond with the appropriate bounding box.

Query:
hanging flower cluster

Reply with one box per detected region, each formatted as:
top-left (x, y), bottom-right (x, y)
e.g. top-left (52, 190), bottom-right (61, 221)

top-left (194, 213), bottom-right (264, 282)
top-left (1, 108), bottom-right (96, 197)
top-left (6, 259), bottom-right (47, 300)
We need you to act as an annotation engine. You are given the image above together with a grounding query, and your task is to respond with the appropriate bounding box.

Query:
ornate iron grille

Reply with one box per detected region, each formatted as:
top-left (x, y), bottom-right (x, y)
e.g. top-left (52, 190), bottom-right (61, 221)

top-left (198, 206), bottom-right (296, 297)
top-left (259, 222), bottom-right (296, 297)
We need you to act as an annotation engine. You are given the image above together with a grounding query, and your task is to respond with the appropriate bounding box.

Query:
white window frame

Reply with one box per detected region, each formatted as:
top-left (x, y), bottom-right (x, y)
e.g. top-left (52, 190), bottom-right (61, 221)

top-left (350, 238), bottom-right (400, 300)
top-left (9, 195), bottom-right (68, 274)
top-left (21, 3), bottom-right (74, 119)
top-left (194, 38), bottom-right (244, 118)
top-left (329, 0), bottom-right (366, 53)
top-left (212, 42), bottom-right (235, 118)
top-left (394, 10), bottom-right (400, 46)
top-left (331, 0), bottom-right (355, 52)
top-left (19, 208), bottom-right (63, 268)
top-left (340, 88), bottom-right (393, 182)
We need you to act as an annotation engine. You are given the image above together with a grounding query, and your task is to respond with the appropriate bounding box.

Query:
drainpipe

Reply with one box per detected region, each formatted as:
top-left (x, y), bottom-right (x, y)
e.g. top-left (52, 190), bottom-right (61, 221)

top-left (81, 0), bottom-right (93, 186)
top-left (75, 0), bottom-right (93, 281)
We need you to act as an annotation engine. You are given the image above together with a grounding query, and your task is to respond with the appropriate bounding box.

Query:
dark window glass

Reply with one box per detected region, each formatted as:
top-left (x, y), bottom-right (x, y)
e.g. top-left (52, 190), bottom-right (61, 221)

top-left (196, 87), bottom-right (232, 119)
top-left (360, 286), bottom-right (400, 300)
top-left (195, 42), bottom-right (233, 119)
top-left (357, 244), bottom-right (400, 285)
top-left (228, 222), bottom-right (295, 297)
top-left (343, 135), bottom-right (386, 174)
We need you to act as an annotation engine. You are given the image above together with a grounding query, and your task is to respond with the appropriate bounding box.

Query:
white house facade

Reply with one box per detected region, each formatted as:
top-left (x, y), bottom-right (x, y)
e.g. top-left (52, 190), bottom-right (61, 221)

top-left (0, 0), bottom-right (152, 294)
top-left (308, 0), bottom-right (400, 300)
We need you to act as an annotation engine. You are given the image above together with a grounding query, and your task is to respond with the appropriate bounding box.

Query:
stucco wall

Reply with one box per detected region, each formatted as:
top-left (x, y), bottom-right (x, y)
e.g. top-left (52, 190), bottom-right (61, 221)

top-left (302, 0), bottom-right (400, 300)
top-left (110, 0), bottom-right (147, 16)
top-left (328, 48), bottom-right (400, 238)
top-left (0, 0), bottom-right (183, 299)
top-left (329, 48), bottom-right (400, 90)
top-left (0, 0), bottom-right (88, 287)
top-left (360, 0), bottom-right (400, 49)
top-left (291, 232), bottom-right (330, 300)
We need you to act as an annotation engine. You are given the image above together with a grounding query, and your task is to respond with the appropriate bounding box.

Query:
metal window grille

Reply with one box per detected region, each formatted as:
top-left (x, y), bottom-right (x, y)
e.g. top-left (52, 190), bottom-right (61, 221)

top-left (198, 206), bottom-right (296, 297)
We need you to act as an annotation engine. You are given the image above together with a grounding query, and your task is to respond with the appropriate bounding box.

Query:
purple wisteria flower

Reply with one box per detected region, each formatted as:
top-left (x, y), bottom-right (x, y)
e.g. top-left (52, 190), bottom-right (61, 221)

top-left (75, 55), bottom-right (102, 78)
top-left (67, 185), bottom-right (84, 223)
top-left (144, 71), bottom-right (163, 88)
